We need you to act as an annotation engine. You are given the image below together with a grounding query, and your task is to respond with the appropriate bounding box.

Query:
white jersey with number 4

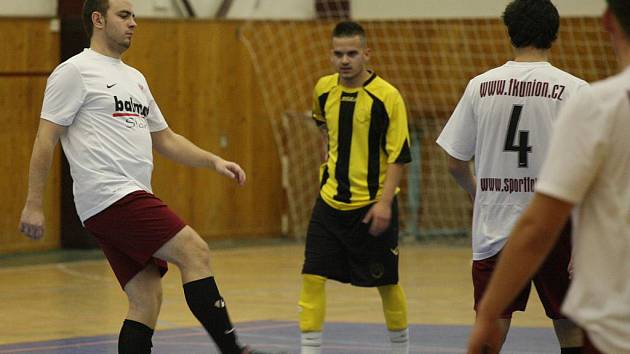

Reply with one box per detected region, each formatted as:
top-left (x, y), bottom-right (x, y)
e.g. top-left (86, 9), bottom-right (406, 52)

top-left (436, 61), bottom-right (588, 260)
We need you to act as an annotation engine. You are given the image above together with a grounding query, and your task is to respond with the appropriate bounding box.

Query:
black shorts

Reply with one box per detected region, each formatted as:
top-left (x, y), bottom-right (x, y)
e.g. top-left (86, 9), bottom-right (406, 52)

top-left (301, 197), bottom-right (400, 287)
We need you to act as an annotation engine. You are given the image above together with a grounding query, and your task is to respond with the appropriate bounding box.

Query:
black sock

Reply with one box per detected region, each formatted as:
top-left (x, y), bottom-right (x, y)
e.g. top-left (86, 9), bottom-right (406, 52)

top-left (183, 277), bottom-right (241, 354)
top-left (118, 319), bottom-right (154, 354)
top-left (561, 347), bottom-right (582, 354)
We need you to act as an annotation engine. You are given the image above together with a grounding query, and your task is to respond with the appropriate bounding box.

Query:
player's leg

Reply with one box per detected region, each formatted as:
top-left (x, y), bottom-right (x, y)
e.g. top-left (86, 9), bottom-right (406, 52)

top-left (84, 192), bottom-right (178, 354)
top-left (119, 262), bottom-right (163, 354)
top-left (472, 253), bottom-right (531, 349)
top-left (552, 319), bottom-right (583, 353)
top-left (378, 284), bottom-right (409, 354)
top-left (299, 198), bottom-right (349, 354)
top-left (154, 225), bottom-right (245, 354)
top-left (298, 274), bottom-right (327, 354)
top-left (534, 223), bottom-right (583, 353)
top-left (364, 198), bottom-right (409, 354)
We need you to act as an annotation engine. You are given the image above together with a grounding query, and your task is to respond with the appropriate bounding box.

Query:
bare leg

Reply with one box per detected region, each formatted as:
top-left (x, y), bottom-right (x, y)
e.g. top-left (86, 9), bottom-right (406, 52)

top-left (118, 263), bottom-right (163, 354)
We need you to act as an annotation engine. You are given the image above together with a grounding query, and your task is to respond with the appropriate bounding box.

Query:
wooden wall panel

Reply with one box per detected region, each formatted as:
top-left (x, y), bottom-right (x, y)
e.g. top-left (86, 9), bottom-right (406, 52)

top-left (0, 19), bottom-right (59, 253)
top-left (0, 79), bottom-right (61, 253)
top-left (123, 20), bottom-right (283, 239)
top-left (0, 20), bottom-right (61, 253)
top-left (0, 19), bottom-right (59, 73)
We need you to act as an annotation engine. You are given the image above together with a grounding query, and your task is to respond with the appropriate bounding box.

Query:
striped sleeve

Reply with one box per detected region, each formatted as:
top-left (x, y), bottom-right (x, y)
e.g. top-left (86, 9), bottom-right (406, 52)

top-left (385, 91), bottom-right (412, 164)
top-left (312, 79), bottom-right (327, 127)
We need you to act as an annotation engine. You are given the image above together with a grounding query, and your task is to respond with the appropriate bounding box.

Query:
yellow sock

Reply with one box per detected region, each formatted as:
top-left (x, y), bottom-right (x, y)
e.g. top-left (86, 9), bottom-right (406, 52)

top-left (378, 284), bottom-right (408, 331)
top-left (299, 274), bottom-right (327, 332)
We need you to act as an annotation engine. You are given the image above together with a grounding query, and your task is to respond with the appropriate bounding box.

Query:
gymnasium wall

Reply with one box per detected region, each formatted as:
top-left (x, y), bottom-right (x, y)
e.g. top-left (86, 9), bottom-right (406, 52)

top-left (0, 19), bottom-right (61, 253)
top-left (0, 0), bottom-right (605, 18)
top-left (0, 0), bottom-right (616, 252)
top-left (0, 19), bottom-right (283, 253)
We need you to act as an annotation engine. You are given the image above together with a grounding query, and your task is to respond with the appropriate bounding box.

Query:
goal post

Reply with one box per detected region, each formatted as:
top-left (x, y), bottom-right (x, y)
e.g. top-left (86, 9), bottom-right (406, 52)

top-left (238, 6), bottom-right (616, 240)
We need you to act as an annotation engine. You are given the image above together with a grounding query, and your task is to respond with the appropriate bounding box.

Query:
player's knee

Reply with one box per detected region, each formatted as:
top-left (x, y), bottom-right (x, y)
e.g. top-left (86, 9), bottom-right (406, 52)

top-left (187, 234), bottom-right (211, 266)
top-left (169, 228), bottom-right (211, 269)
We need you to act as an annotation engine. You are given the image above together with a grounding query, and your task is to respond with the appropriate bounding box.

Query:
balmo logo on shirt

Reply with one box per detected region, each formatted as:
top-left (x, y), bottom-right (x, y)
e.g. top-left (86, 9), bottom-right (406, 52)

top-left (112, 96), bottom-right (150, 129)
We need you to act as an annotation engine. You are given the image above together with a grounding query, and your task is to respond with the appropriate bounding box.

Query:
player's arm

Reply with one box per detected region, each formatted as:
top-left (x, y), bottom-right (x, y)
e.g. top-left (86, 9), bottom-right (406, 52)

top-left (151, 127), bottom-right (245, 185)
top-left (437, 80), bottom-right (477, 200)
top-left (447, 156), bottom-right (476, 201)
top-left (363, 163), bottom-right (405, 235)
top-left (468, 192), bottom-right (573, 354)
top-left (312, 82), bottom-right (329, 163)
top-left (19, 119), bottom-right (67, 240)
top-left (363, 91), bottom-right (411, 236)
top-left (317, 123), bottom-right (328, 163)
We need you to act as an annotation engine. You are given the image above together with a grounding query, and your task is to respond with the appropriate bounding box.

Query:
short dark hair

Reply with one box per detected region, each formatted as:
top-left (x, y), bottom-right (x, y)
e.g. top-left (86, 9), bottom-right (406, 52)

top-left (503, 0), bottom-right (559, 49)
top-left (607, 0), bottom-right (630, 38)
top-left (332, 21), bottom-right (366, 45)
top-left (82, 0), bottom-right (109, 39)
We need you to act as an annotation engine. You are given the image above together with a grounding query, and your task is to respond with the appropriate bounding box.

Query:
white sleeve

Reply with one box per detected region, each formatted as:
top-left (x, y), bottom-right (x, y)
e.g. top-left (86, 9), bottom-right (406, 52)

top-left (142, 79), bottom-right (168, 133)
top-left (40, 62), bottom-right (86, 126)
top-left (536, 86), bottom-right (607, 204)
top-left (436, 80), bottom-right (477, 161)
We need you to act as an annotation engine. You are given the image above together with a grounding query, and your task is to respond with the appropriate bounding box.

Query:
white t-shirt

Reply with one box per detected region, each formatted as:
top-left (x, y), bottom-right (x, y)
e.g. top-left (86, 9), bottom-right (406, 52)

top-left (41, 48), bottom-right (168, 222)
top-left (536, 67), bottom-right (630, 354)
top-left (437, 61), bottom-right (588, 260)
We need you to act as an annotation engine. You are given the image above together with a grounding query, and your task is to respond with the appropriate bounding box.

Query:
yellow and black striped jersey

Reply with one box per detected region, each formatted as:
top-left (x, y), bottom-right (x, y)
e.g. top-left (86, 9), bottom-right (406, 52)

top-left (312, 72), bottom-right (412, 210)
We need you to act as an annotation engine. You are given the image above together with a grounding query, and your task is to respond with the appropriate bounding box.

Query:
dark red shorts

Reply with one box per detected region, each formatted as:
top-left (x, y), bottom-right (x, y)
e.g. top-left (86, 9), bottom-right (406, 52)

top-left (472, 223), bottom-right (572, 319)
top-left (84, 191), bottom-right (186, 289)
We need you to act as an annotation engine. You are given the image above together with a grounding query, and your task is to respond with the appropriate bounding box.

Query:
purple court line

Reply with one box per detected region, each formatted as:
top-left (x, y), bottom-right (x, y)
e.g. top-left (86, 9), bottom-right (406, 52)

top-left (0, 322), bottom-right (295, 353)
top-left (0, 339), bottom-right (118, 353)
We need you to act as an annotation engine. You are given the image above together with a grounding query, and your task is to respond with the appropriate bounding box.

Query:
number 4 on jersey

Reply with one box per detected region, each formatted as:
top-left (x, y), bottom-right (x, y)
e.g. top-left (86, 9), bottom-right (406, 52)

top-left (503, 105), bottom-right (532, 168)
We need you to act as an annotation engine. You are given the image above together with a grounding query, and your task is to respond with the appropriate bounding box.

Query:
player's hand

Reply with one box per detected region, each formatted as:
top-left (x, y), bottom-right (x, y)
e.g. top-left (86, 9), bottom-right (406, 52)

top-left (214, 159), bottom-right (246, 186)
top-left (19, 204), bottom-right (45, 240)
top-left (467, 316), bottom-right (502, 354)
top-left (362, 200), bottom-right (391, 236)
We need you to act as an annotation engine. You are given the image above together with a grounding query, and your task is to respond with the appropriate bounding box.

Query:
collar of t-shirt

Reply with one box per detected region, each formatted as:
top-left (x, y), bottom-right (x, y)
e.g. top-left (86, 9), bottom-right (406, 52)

top-left (83, 48), bottom-right (123, 64)
top-left (503, 61), bottom-right (552, 68)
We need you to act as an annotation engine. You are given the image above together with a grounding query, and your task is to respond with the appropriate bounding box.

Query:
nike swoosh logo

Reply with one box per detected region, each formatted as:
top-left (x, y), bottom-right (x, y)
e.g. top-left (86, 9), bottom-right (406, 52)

top-left (106, 83), bottom-right (117, 88)
top-left (390, 248), bottom-right (399, 256)
top-left (224, 328), bottom-right (235, 334)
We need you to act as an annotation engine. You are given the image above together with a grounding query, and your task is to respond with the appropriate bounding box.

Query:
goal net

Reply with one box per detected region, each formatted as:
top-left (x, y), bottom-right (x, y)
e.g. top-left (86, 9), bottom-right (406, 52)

top-left (238, 6), bottom-right (617, 240)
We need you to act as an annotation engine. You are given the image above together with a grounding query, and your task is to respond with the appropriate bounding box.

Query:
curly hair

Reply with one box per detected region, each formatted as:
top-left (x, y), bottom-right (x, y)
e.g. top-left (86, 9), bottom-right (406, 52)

top-left (503, 0), bottom-right (559, 49)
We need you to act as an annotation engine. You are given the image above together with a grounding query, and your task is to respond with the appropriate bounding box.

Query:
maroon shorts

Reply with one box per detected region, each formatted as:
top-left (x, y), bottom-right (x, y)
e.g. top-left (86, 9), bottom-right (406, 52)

top-left (472, 223), bottom-right (572, 319)
top-left (84, 190), bottom-right (186, 289)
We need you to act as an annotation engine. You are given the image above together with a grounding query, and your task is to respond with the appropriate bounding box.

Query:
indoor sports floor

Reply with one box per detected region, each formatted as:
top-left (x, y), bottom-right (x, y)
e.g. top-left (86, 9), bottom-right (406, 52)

top-left (0, 242), bottom-right (562, 353)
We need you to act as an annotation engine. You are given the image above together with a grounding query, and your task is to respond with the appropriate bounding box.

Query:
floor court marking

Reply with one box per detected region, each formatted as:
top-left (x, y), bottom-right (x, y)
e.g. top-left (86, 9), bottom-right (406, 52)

top-left (0, 321), bottom-right (560, 354)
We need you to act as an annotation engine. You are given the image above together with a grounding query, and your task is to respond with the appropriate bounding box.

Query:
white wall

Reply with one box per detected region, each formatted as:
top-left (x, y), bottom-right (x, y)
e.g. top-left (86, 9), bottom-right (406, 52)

top-left (226, 0), bottom-right (315, 19)
top-left (0, 0), bottom-right (607, 18)
top-left (0, 0), bottom-right (56, 17)
top-left (353, 0), bottom-right (606, 19)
